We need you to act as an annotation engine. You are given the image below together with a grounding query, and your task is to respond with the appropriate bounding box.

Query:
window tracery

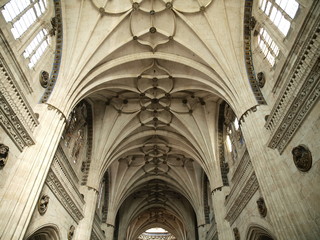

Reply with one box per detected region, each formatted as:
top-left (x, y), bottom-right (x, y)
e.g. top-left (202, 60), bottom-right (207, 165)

top-left (260, 0), bottom-right (299, 36)
top-left (1, 0), bottom-right (48, 39)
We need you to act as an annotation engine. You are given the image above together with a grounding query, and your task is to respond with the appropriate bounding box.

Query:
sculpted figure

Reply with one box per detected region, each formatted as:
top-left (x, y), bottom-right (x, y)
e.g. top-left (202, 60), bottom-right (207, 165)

top-left (39, 71), bottom-right (49, 88)
top-left (68, 225), bottom-right (75, 240)
top-left (257, 72), bottom-right (266, 88)
top-left (38, 195), bottom-right (50, 215)
top-left (0, 144), bottom-right (9, 168)
top-left (256, 197), bottom-right (267, 217)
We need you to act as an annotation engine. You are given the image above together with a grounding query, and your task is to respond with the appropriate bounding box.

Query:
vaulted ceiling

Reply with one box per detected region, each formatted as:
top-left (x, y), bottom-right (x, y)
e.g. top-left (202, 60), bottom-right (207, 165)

top-left (48, 0), bottom-right (256, 238)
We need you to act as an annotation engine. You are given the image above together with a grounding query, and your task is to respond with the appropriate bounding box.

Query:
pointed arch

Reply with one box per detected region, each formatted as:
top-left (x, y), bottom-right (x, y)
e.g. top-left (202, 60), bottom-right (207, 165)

top-left (25, 224), bottom-right (60, 240)
top-left (246, 224), bottom-right (276, 240)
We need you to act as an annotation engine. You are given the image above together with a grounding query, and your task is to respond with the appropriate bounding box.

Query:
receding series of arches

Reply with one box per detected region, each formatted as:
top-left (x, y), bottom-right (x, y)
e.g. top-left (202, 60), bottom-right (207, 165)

top-left (24, 223), bottom-right (275, 240)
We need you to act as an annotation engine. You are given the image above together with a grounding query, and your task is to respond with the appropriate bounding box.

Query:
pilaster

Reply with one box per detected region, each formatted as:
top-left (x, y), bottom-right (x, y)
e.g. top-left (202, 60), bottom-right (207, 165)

top-left (240, 106), bottom-right (319, 239)
top-left (0, 103), bottom-right (65, 240)
top-left (211, 186), bottom-right (234, 240)
top-left (74, 187), bottom-right (99, 240)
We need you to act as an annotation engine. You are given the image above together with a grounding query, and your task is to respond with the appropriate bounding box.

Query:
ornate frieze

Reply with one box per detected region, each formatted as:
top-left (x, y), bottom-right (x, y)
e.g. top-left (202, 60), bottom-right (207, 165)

top-left (0, 56), bottom-right (38, 151)
top-left (265, 16), bottom-right (320, 153)
top-left (230, 150), bottom-right (251, 185)
top-left (225, 171), bottom-right (259, 224)
top-left (267, 59), bottom-right (320, 153)
top-left (46, 170), bottom-right (84, 222)
top-left (45, 149), bottom-right (84, 223)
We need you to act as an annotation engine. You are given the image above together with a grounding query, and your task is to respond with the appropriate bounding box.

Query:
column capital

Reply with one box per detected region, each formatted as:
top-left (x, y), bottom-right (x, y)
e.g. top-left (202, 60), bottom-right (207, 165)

top-left (46, 103), bottom-right (67, 121)
top-left (211, 186), bottom-right (222, 195)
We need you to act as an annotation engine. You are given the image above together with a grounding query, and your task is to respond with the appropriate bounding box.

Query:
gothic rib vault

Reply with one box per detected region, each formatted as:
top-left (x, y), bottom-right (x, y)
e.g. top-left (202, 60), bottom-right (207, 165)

top-left (45, 0), bottom-right (257, 238)
top-left (1, 0), bottom-right (319, 239)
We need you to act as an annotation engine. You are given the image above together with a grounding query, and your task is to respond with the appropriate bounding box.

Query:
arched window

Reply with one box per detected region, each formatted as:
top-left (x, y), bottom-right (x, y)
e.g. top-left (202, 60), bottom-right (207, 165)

top-left (258, 28), bottom-right (280, 66)
top-left (23, 28), bottom-right (50, 68)
top-left (260, 0), bottom-right (299, 36)
top-left (1, 0), bottom-right (48, 39)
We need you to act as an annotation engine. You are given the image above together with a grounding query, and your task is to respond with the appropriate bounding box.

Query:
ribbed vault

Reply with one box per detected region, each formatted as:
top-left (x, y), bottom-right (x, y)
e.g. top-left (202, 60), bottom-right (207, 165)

top-left (46, 0), bottom-right (258, 238)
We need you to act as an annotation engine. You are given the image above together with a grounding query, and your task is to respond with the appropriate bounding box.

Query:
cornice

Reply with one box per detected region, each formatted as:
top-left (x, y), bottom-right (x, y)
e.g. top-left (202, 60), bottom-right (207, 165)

top-left (225, 171), bottom-right (259, 224)
top-left (230, 150), bottom-right (251, 185)
top-left (266, 16), bottom-right (320, 153)
top-left (56, 145), bottom-right (80, 185)
top-left (45, 150), bottom-right (85, 223)
top-left (46, 170), bottom-right (84, 223)
top-left (0, 55), bottom-right (38, 151)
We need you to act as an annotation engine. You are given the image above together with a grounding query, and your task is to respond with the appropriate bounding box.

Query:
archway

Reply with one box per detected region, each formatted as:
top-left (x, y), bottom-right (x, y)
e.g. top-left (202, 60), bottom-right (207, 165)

top-left (246, 225), bottom-right (276, 240)
top-left (25, 225), bottom-right (60, 240)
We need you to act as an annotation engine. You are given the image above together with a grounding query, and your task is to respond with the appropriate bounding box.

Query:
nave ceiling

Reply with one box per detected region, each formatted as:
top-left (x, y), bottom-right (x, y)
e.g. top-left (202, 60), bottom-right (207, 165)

top-left (48, 0), bottom-right (257, 237)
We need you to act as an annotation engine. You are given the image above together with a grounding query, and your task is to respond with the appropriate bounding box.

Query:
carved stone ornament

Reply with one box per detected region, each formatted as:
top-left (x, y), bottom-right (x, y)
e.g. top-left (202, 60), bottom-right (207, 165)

top-left (68, 225), bottom-right (75, 240)
top-left (257, 72), bottom-right (265, 88)
top-left (49, 17), bottom-right (57, 36)
top-left (249, 16), bottom-right (256, 30)
top-left (39, 70), bottom-right (49, 88)
top-left (292, 145), bottom-right (312, 172)
top-left (256, 197), bottom-right (267, 217)
top-left (0, 144), bottom-right (9, 168)
top-left (38, 195), bottom-right (50, 215)
top-left (233, 227), bottom-right (240, 240)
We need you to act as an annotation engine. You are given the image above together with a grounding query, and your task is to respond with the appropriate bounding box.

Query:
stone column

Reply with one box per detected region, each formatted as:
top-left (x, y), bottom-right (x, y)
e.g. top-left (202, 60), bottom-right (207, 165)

top-left (74, 187), bottom-right (99, 240)
top-left (0, 104), bottom-right (66, 240)
top-left (102, 208), bottom-right (116, 240)
top-left (211, 187), bottom-right (234, 240)
top-left (240, 107), bottom-right (319, 240)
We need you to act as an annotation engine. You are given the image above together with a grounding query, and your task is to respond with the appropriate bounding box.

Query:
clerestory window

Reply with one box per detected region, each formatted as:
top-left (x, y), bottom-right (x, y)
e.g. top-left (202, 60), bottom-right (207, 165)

top-left (1, 0), bottom-right (48, 39)
top-left (23, 28), bottom-right (50, 68)
top-left (260, 0), bottom-right (299, 36)
top-left (258, 28), bottom-right (280, 66)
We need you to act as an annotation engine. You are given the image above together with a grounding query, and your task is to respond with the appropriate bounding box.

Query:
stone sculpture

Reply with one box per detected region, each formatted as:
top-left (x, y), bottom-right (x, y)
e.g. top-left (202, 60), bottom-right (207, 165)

top-left (0, 143), bottom-right (9, 168)
top-left (256, 197), bottom-right (267, 217)
top-left (38, 195), bottom-right (50, 215)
